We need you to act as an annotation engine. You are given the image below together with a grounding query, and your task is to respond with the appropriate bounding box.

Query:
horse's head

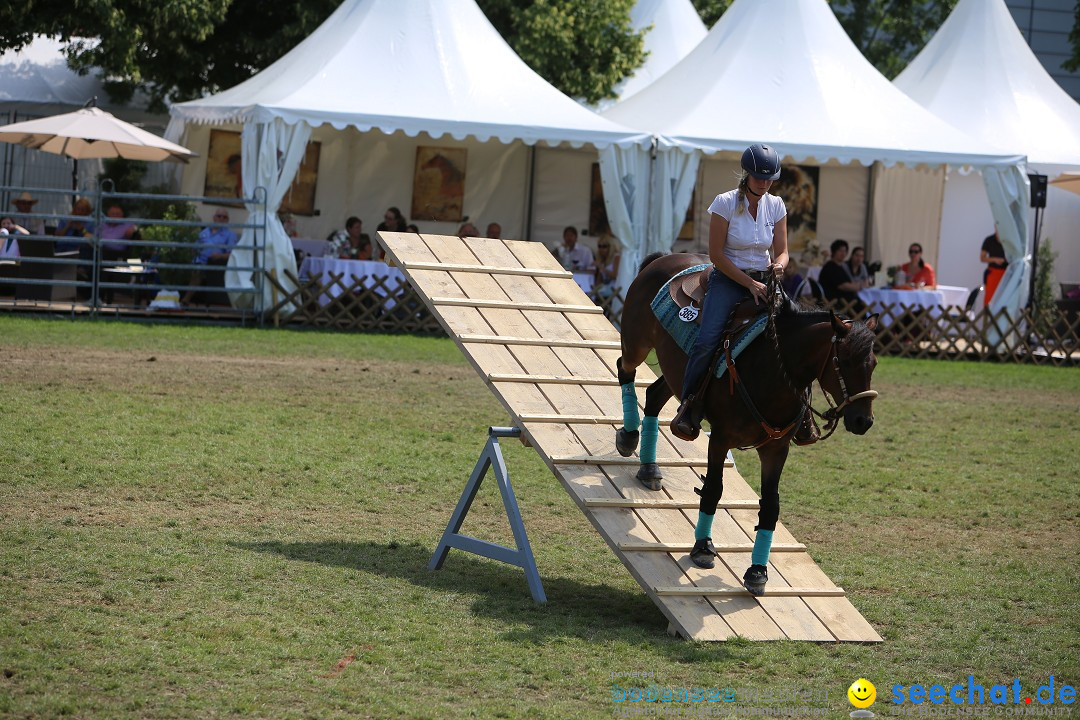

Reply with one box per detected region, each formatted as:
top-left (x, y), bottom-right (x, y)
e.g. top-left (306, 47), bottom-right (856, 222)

top-left (820, 312), bottom-right (879, 435)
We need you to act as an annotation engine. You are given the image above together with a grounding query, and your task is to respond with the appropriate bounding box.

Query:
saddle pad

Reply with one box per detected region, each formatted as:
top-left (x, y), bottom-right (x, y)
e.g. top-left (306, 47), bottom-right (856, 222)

top-left (651, 265), bottom-right (768, 379)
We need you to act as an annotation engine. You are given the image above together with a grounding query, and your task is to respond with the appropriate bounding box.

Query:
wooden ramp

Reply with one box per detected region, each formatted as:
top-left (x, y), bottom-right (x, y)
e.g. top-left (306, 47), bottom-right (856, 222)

top-left (379, 232), bottom-right (882, 643)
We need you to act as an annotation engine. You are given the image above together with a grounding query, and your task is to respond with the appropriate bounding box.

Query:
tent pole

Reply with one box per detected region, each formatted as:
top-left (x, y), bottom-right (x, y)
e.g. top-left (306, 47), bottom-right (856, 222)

top-left (524, 143), bottom-right (537, 241)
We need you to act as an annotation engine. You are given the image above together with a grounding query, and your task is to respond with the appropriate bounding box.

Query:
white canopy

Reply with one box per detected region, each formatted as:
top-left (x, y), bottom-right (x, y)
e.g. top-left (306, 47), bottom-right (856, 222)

top-left (603, 0), bottom-right (1025, 169)
top-left (595, 0), bottom-right (707, 109)
top-left (170, 0), bottom-right (649, 150)
top-left (894, 0), bottom-right (1080, 174)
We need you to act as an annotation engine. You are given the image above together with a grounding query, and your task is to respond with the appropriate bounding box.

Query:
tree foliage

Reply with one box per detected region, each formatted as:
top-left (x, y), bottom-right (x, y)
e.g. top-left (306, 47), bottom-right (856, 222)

top-left (476, 0), bottom-right (646, 105)
top-left (1064, 2), bottom-right (1080, 73)
top-left (828, 0), bottom-right (958, 79)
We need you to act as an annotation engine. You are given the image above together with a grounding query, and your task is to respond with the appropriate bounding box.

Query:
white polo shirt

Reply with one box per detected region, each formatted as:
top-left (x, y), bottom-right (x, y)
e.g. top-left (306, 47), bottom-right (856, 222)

top-left (708, 189), bottom-right (787, 271)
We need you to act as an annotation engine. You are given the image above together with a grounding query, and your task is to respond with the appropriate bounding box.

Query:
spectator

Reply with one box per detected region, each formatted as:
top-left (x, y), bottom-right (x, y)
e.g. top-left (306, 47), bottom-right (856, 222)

top-left (11, 192), bottom-right (44, 236)
top-left (1, 216), bottom-right (29, 258)
top-left (182, 209), bottom-right (238, 305)
top-left (99, 205), bottom-right (138, 262)
top-left (554, 226), bottom-right (594, 272)
top-left (486, 222), bottom-right (502, 239)
top-left (819, 239), bottom-right (864, 302)
top-left (457, 222), bottom-right (479, 238)
top-left (377, 207), bottom-right (408, 234)
top-left (406, 224), bottom-right (420, 233)
top-left (847, 246), bottom-right (870, 287)
top-left (55, 197), bottom-right (94, 253)
top-left (980, 229), bottom-right (1008, 306)
top-left (781, 258), bottom-right (804, 297)
top-left (593, 231), bottom-right (620, 300)
top-left (341, 233), bottom-right (373, 261)
top-left (328, 216), bottom-right (363, 257)
top-left (901, 243), bottom-right (936, 289)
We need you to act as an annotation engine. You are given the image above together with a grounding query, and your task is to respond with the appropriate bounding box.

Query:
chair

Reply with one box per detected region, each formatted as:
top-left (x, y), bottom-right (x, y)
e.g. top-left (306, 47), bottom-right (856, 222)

top-left (940, 285), bottom-right (983, 340)
top-left (15, 237), bottom-right (78, 302)
top-left (1061, 282), bottom-right (1079, 300)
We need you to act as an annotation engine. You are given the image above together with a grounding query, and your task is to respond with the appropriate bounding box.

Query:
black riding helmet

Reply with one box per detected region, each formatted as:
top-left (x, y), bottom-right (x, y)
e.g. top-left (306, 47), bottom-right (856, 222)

top-left (741, 143), bottom-right (781, 181)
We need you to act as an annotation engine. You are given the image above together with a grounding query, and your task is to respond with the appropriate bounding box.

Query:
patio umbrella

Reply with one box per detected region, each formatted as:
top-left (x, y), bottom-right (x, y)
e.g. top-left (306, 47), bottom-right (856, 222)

top-left (1049, 172), bottom-right (1080, 197)
top-left (0, 104), bottom-right (196, 163)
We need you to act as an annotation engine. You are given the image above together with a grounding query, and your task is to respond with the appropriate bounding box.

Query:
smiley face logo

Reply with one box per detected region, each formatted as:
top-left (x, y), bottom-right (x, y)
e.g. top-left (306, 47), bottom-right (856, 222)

top-left (848, 678), bottom-right (876, 709)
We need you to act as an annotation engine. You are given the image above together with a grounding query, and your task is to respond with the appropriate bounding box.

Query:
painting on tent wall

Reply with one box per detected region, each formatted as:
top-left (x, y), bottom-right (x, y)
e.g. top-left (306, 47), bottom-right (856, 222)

top-left (771, 165), bottom-right (819, 255)
top-left (202, 129), bottom-right (322, 215)
top-left (412, 146), bottom-right (466, 222)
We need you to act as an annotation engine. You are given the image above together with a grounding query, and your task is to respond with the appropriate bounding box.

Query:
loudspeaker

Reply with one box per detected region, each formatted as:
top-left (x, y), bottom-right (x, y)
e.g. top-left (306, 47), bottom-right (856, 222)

top-left (1030, 173), bottom-right (1047, 208)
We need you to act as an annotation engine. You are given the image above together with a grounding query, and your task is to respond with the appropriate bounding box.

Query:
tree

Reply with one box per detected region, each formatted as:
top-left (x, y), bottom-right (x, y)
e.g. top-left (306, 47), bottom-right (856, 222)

top-left (1064, 2), bottom-right (1080, 73)
top-left (689, 0), bottom-right (732, 29)
top-left (476, 0), bottom-right (646, 105)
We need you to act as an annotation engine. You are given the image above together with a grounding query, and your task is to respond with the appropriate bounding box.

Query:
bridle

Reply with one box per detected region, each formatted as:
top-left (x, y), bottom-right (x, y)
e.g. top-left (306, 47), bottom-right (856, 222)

top-left (807, 331), bottom-right (879, 441)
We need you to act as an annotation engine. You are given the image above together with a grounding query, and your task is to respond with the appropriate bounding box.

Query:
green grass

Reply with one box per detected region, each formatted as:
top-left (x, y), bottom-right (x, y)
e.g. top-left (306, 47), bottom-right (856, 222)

top-left (0, 316), bottom-right (1077, 719)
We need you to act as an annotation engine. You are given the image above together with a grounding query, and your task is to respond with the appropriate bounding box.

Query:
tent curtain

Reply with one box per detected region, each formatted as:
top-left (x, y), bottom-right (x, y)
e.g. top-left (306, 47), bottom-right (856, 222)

top-left (981, 164), bottom-right (1030, 346)
top-left (228, 118), bottom-right (311, 311)
top-left (599, 142), bottom-right (653, 297)
top-left (869, 164), bottom-right (945, 272)
top-left (652, 145), bottom-right (700, 260)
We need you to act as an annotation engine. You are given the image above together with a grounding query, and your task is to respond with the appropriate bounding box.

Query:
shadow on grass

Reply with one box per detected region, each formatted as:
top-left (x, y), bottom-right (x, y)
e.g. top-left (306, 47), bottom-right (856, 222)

top-left (234, 539), bottom-right (729, 652)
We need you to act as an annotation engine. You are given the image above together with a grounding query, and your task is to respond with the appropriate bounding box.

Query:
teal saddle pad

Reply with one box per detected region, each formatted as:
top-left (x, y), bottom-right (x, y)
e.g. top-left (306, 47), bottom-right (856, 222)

top-left (650, 264), bottom-right (767, 379)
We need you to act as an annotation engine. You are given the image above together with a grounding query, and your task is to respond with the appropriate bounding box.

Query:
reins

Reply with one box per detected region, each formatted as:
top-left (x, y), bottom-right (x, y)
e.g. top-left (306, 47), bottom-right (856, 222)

top-left (725, 278), bottom-right (877, 448)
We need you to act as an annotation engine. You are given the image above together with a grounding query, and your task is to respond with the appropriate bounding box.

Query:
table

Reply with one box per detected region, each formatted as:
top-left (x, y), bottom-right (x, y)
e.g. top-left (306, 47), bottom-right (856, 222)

top-left (292, 237), bottom-right (331, 258)
top-left (858, 287), bottom-right (947, 330)
top-left (299, 257), bottom-right (406, 308)
top-left (573, 272), bottom-right (594, 295)
top-left (101, 261), bottom-right (155, 305)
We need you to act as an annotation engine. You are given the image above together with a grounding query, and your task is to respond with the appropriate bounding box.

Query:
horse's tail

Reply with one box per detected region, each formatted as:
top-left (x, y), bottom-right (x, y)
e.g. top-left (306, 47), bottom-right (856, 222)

top-left (639, 251), bottom-right (667, 274)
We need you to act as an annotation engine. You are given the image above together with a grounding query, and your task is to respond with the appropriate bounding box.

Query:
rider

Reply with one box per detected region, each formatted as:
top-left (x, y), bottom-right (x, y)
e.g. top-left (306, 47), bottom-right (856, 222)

top-left (670, 143), bottom-right (791, 441)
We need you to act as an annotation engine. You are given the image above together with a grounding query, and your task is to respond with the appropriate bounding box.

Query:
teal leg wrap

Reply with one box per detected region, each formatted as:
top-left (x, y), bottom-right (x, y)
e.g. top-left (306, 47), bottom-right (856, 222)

top-left (695, 511), bottom-right (714, 541)
top-left (639, 416), bottom-right (658, 463)
top-left (751, 530), bottom-right (774, 567)
top-left (621, 382), bottom-right (640, 432)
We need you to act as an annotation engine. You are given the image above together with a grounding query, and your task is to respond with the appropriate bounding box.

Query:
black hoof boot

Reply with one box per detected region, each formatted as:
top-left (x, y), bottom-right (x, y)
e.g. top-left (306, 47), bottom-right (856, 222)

top-left (743, 564), bottom-right (768, 596)
top-left (616, 428), bottom-right (640, 457)
top-left (689, 537), bottom-right (717, 568)
top-left (635, 463), bottom-right (663, 490)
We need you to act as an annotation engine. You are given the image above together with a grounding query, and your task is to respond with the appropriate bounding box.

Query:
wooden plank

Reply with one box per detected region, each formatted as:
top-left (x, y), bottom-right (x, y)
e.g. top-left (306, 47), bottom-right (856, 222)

top-left (400, 261), bottom-right (571, 278)
top-left (516, 414), bottom-right (674, 425)
top-left (489, 373), bottom-right (639, 385)
top-left (430, 297), bottom-right (604, 314)
top-left (553, 456), bottom-right (711, 467)
top-left (619, 542), bottom-right (806, 552)
top-left (584, 498), bottom-right (756, 509)
top-left (656, 587), bottom-right (846, 597)
top-left (461, 335), bottom-right (621, 349)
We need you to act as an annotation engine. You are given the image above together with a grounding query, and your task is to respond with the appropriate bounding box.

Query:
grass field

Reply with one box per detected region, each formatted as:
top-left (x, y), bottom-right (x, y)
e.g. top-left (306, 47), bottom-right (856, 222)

top-left (1, 316), bottom-right (1077, 719)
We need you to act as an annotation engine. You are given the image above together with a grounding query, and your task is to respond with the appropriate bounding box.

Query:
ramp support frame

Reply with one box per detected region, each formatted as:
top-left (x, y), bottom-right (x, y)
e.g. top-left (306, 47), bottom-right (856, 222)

top-left (428, 426), bottom-right (546, 603)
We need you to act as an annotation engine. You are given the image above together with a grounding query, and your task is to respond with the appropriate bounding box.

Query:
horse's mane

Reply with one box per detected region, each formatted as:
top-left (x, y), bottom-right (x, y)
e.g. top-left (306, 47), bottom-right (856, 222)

top-left (777, 296), bottom-right (876, 357)
top-left (639, 251), bottom-right (667, 274)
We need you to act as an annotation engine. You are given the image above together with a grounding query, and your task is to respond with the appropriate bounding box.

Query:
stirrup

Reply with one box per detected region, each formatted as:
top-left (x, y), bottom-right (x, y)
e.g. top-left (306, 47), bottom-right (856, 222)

top-left (669, 397), bottom-right (700, 442)
top-left (792, 411), bottom-right (819, 446)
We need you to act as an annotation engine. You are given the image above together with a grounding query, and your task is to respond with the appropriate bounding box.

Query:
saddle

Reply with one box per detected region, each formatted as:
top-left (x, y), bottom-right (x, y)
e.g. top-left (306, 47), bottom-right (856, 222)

top-left (666, 265), bottom-right (769, 345)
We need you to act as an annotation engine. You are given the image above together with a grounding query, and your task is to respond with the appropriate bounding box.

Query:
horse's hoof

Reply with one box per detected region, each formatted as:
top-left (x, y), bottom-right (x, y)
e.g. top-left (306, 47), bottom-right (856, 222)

top-left (616, 428), bottom-right (639, 457)
top-left (743, 564), bottom-right (768, 596)
top-left (635, 463), bottom-right (663, 490)
top-left (689, 538), bottom-right (716, 568)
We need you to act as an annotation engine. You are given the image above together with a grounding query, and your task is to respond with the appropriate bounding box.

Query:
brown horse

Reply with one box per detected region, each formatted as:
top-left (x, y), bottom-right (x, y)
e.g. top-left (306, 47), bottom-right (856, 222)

top-left (614, 252), bottom-right (879, 594)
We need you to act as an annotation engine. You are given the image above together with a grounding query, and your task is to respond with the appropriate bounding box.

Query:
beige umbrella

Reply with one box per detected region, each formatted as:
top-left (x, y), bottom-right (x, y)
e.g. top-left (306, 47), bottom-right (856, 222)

top-left (0, 104), bottom-right (195, 163)
top-left (1049, 172), bottom-right (1080, 197)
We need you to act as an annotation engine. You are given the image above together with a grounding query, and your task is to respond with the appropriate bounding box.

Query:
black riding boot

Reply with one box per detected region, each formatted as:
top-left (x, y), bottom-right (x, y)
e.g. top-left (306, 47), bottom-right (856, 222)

top-left (792, 410), bottom-right (819, 446)
top-left (670, 395), bottom-right (700, 441)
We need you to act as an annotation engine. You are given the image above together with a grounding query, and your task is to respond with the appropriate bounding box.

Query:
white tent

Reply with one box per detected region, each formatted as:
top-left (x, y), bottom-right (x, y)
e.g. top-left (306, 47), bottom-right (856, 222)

top-left (602, 0), bottom-right (1030, 314)
top-left (593, 0), bottom-right (707, 110)
top-left (168, 0), bottom-right (650, 310)
top-left (894, 0), bottom-right (1080, 299)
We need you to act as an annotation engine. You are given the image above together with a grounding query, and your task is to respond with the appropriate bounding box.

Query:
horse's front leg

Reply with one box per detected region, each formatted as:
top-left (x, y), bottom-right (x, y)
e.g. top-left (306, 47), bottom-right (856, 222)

top-left (629, 376), bottom-right (673, 491)
top-left (743, 441), bottom-right (790, 595)
top-left (689, 432), bottom-right (727, 568)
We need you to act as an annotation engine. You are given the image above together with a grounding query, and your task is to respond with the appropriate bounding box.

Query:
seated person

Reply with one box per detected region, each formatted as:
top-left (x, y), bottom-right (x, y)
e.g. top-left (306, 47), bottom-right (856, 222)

top-left (847, 246), bottom-right (870, 286)
top-left (457, 222), bottom-right (479, 238)
top-left (328, 216), bottom-right (362, 257)
top-left (901, 244), bottom-right (936, 288)
top-left (818, 239), bottom-right (865, 302)
top-left (182, 209), bottom-right (238, 305)
top-left (554, 226), bottom-right (594, 272)
top-left (486, 222), bottom-right (502, 239)
top-left (11, 192), bottom-right (45, 236)
top-left (406, 224), bottom-right (420, 233)
top-left (781, 258), bottom-right (804, 297)
top-left (593, 232), bottom-right (620, 299)
top-left (377, 207), bottom-right (409, 234)
top-left (1, 216), bottom-right (30, 258)
top-left (55, 197), bottom-right (94, 253)
top-left (99, 204), bottom-right (139, 262)
top-left (340, 233), bottom-right (372, 260)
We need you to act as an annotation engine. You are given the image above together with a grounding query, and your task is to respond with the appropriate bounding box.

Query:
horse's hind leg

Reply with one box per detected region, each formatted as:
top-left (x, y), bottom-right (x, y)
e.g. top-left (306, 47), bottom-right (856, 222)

top-left (634, 376), bottom-right (673, 491)
top-left (615, 356), bottom-right (641, 457)
top-left (689, 433), bottom-right (728, 569)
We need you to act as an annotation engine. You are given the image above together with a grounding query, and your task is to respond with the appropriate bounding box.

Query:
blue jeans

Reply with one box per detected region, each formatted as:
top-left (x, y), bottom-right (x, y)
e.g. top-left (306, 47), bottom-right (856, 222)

top-left (681, 269), bottom-right (751, 401)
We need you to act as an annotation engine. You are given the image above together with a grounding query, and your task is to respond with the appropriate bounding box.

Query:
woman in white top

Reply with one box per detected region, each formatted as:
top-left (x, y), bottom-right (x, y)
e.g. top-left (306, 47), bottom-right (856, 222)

top-left (671, 144), bottom-right (789, 440)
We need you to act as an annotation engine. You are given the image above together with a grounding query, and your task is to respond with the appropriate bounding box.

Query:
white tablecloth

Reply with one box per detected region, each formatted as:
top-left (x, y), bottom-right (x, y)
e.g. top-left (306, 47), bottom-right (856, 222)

top-left (859, 287), bottom-right (946, 328)
top-left (573, 272), bottom-right (594, 295)
top-left (299, 257), bottom-right (406, 308)
top-left (292, 237), bottom-right (331, 258)
top-left (936, 285), bottom-right (970, 308)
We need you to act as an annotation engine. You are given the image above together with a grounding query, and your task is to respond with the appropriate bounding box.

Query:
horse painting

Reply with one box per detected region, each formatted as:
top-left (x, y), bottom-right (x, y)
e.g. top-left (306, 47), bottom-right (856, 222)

top-left (614, 253), bottom-right (880, 595)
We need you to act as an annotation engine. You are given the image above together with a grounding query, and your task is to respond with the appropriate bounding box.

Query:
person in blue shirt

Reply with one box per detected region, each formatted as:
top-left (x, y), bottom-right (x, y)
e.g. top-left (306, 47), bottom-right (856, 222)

top-left (182, 209), bottom-right (238, 305)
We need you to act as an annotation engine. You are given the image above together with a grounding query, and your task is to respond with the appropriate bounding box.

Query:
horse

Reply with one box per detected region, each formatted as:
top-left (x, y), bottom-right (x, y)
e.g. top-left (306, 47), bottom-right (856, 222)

top-left (614, 252), bottom-right (880, 595)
